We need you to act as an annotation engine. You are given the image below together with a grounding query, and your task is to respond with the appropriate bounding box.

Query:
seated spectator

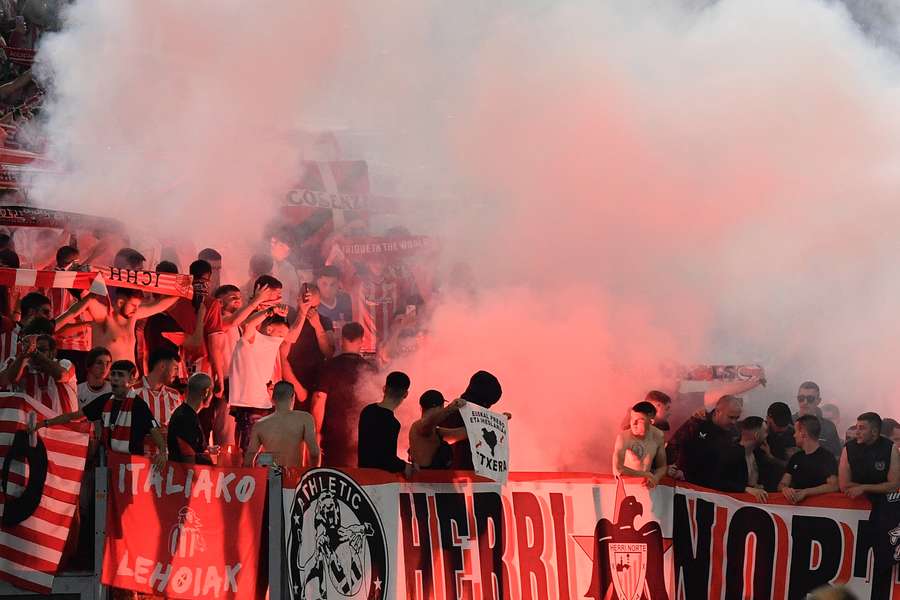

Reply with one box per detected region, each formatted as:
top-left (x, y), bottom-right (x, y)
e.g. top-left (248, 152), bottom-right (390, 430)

top-left (167, 373), bottom-right (213, 465)
top-left (613, 401), bottom-right (666, 487)
top-left (667, 395), bottom-right (742, 487)
top-left (715, 416), bottom-right (769, 502)
top-left (243, 381), bottom-right (319, 468)
top-left (793, 381), bottom-right (842, 457)
top-left (779, 415), bottom-right (839, 503)
top-left (77, 346), bottom-right (111, 408)
top-left (409, 392), bottom-right (468, 469)
top-left (358, 371), bottom-right (416, 477)
top-left (35, 360), bottom-right (167, 472)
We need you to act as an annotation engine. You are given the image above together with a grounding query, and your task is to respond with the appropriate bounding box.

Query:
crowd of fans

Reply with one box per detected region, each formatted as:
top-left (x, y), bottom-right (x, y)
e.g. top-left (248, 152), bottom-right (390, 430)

top-left (615, 377), bottom-right (900, 598)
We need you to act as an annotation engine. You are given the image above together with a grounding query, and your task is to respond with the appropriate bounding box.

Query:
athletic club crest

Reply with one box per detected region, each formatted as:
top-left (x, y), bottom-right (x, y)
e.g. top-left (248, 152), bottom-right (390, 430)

top-left (287, 469), bottom-right (388, 600)
top-left (586, 478), bottom-right (668, 600)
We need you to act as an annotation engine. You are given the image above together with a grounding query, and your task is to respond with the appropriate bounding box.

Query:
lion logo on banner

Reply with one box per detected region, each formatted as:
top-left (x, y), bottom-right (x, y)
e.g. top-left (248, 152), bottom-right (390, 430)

top-left (586, 478), bottom-right (668, 600)
top-left (287, 469), bottom-right (388, 600)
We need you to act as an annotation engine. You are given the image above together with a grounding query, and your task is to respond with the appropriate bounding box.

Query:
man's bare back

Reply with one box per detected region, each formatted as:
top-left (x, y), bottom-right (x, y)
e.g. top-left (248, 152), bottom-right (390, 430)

top-left (246, 410), bottom-right (318, 467)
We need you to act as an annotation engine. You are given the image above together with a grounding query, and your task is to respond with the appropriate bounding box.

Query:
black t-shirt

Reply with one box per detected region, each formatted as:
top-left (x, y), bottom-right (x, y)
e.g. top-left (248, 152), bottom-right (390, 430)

top-left (316, 353), bottom-right (377, 467)
top-left (167, 403), bottom-right (212, 465)
top-left (83, 393), bottom-right (158, 456)
top-left (793, 411), bottom-right (842, 458)
top-left (846, 436), bottom-right (894, 486)
top-left (286, 315), bottom-right (333, 392)
top-left (785, 446), bottom-right (837, 489)
top-left (768, 426), bottom-right (797, 460)
top-left (357, 403), bottom-right (404, 473)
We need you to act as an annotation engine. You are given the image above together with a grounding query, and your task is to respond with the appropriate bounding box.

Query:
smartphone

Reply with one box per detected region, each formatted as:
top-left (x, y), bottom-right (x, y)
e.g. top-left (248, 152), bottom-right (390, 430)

top-left (300, 282), bottom-right (310, 302)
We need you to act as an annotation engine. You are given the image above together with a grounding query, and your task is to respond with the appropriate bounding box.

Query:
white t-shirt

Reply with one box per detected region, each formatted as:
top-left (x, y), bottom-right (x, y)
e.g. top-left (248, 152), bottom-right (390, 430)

top-left (77, 380), bottom-right (112, 408)
top-left (228, 332), bottom-right (283, 409)
top-left (220, 325), bottom-right (242, 379)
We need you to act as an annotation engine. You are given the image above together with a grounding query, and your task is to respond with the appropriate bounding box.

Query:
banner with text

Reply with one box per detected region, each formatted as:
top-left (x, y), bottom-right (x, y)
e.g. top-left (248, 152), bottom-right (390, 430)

top-left (282, 470), bottom-right (900, 600)
top-left (459, 404), bottom-right (510, 484)
top-left (102, 455), bottom-right (267, 600)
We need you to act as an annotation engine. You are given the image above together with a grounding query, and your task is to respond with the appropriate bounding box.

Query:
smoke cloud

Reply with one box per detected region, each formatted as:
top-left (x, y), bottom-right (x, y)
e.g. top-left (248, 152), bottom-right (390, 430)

top-left (28, 0), bottom-right (900, 469)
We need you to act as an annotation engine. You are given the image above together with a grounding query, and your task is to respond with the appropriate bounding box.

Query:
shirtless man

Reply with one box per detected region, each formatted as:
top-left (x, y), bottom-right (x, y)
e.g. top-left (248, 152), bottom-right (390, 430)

top-left (613, 401), bottom-right (667, 487)
top-left (409, 392), bottom-right (468, 469)
top-left (243, 381), bottom-right (319, 468)
top-left (59, 289), bottom-right (178, 363)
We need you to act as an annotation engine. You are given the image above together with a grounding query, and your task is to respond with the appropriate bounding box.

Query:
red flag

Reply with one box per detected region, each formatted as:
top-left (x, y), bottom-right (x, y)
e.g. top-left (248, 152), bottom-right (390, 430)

top-left (0, 392), bottom-right (90, 593)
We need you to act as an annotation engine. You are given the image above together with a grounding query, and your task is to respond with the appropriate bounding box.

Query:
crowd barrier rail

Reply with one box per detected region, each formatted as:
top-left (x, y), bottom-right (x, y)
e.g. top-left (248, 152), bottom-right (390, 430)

top-left (0, 462), bottom-right (897, 600)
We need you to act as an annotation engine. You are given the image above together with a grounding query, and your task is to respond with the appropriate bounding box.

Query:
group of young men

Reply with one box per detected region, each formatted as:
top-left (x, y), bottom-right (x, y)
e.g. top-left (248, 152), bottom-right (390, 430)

top-left (614, 380), bottom-right (900, 595)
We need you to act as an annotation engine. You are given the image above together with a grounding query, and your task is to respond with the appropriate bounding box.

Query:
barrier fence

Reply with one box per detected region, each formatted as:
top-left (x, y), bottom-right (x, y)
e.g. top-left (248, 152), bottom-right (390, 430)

top-left (0, 458), bottom-right (897, 599)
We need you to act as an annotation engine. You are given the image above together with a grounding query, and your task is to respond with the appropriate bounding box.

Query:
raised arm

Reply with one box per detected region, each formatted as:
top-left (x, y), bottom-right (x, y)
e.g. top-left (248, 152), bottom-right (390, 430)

top-left (703, 376), bottom-right (765, 410)
top-left (55, 294), bottom-right (103, 328)
top-left (420, 398), bottom-right (465, 434)
top-left (135, 294), bottom-right (179, 319)
top-left (240, 308), bottom-right (270, 343)
top-left (223, 285), bottom-right (276, 330)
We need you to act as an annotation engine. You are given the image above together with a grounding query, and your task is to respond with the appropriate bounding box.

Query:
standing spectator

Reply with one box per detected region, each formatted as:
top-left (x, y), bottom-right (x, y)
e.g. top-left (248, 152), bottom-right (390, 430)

top-left (667, 395), bottom-right (743, 488)
top-left (881, 418), bottom-right (900, 444)
top-left (760, 401), bottom-right (798, 490)
top-left (198, 248), bottom-right (223, 291)
top-left (613, 401), bottom-right (667, 487)
top-left (283, 284), bottom-right (334, 402)
top-left (0, 330), bottom-right (77, 414)
top-left (47, 245), bottom-right (91, 381)
top-left (77, 347), bottom-right (112, 407)
top-left (241, 253), bottom-right (273, 301)
top-left (270, 227), bottom-right (300, 304)
top-left (779, 415), bottom-right (839, 504)
top-left (644, 390), bottom-right (673, 435)
top-left (113, 248), bottom-right (146, 271)
top-left (131, 348), bottom-right (182, 428)
top-left (357, 371), bottom-right (416, 477)
top-left (409, 392), bottom-right (468, 469)
top-left (822, 403), bottom-right (841, 434)
top-left (243, 381), bottom-right (320, 468)
top-left (37, 360), bottom-right (167, 471)
top-left (839, 412), bottom-right (900, 597)
top-left (793, 381), bottom-right (842, 458)
top-left (314, 265), bottom-right (353, 323)
top-left (311, 322), bottom-right (377, 466)
top-left (715, 416), bottom-right (769, 502)
top-left (228, 278), bottom-right (304, 452)
top-left (0, 291), bottom-right (50, 365)
top-left (167, 373), bottom-right (213, 465)
top-left (439, 370), bottom-right (503, 469)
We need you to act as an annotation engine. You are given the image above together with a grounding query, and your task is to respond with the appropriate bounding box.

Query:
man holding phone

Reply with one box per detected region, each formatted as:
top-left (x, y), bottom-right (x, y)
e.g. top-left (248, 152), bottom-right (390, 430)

top-left (282, 283), bottom-right (334, 407)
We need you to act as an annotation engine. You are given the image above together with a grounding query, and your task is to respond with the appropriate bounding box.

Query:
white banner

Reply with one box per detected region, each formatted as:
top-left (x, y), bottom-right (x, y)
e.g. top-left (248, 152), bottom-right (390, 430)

top-left (459, 404), bottom-right (510, 484)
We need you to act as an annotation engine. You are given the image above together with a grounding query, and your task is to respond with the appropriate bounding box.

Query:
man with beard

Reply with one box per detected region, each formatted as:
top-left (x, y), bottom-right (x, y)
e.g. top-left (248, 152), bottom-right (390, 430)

top-left (62, 288), bottom-right (178, 364)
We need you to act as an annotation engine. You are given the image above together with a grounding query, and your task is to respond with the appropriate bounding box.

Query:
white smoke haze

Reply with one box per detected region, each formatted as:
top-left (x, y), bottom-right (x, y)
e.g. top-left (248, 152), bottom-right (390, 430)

top-left (26, 0), bottom-right (900, 469)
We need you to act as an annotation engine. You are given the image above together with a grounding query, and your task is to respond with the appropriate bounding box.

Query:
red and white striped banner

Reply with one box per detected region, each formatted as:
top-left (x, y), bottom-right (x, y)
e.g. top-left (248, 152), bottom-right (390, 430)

top-left (94, 266), bottom-right (193, 299)
top-left (0, 268), bottom-right (108, 296)
top-left (0, 393), bottom-right (90, 593)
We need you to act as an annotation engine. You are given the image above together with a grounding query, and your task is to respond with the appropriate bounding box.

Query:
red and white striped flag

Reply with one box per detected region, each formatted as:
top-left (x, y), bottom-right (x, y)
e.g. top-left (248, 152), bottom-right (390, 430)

top-left (0, 268), bottom-right (108, 296)
top-left (0, 393), bottom-right (90, 593)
